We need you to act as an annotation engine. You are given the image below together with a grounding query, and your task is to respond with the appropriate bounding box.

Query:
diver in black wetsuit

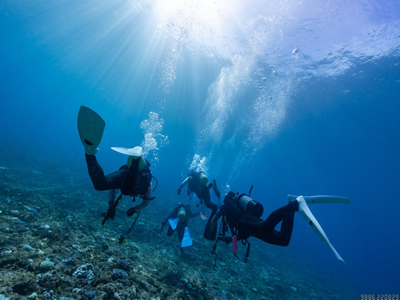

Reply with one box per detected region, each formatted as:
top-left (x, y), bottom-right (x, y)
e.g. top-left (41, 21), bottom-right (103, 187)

top-left (77, 106), bottom-right (154, 225)
top-left (207, 191), bottom-right (297, 246)
top-left (177, 168), bottom-right (220, 213)
top-left (205, 190), bottom-right (349, 263)
top-left (85, 151), bottom-right (154, 223)
top-left (161, 203), bottom-right (199, 250)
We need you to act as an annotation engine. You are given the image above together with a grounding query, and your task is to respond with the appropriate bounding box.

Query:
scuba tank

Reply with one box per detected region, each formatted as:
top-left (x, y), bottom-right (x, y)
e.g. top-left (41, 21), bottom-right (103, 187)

top-left (237, 193), bottom-right (264, 218)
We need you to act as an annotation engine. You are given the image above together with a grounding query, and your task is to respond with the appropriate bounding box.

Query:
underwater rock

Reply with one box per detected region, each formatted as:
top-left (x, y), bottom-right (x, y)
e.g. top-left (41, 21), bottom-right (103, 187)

top-left (62, 257), bottom-right (73, 264)
top-left (84, 290), bottom-right (95, 299)
top-left (101, 283), bottom-right (118, 298)
top-left (131, 285), bottom-right (137, 296)
top-left (1, 250), bottom-right (12, 256)
top-left (72, 263), bottom-right (94, 280)
top-left (115, 283), bottom-right (123, 289)
top-left (116, 259), bottom-right (130, 271)
top-left (27, 211), bottom-right (42, 219)
top-left (43, 291), bottom-right (51, 298)
top-left (39, 259), bottom-right (54, 270)
top-left (19, 244), bottom-right (35, 252)
top-left (36, 272), bottom-right (60, 289)
top-left (12, 278), bottom-right (37, 296)
top-left (111, 269), bottom-right (128, 280)
top-left (181, 278), bottom-right (189, 284)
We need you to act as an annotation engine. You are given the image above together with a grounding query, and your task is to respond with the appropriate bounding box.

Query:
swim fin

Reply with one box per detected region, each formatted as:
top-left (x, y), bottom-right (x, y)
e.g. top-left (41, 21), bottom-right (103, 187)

top-left (212, 179), bottom-right (221, 199)
top-left (199, 212), bottom-right (208, 220)
top-left (111, 146), bottom-right (143, 158)
top-left (168, 218), bottom-right (179, 230)
top-left (181, 227), bottom-right (193, 247)
top-left (296, 195), bottom-right (345, 263)
top-left (288, 194), bottom-right (350, 205)
top-left (77, 106), bottom-right (105, 155)
top-left (203, 210), bottom-right (217, 241)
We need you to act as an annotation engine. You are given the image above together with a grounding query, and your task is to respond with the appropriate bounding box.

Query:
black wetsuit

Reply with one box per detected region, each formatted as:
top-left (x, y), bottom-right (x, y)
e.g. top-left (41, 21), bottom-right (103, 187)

top-left (162, 204), bottom-right (199, 243)
top-left (187, 172), bottom-right (218, 212)
top-left (85, 154), bottom-right (151, 197)
top-left (212, 196), bottom-right (298, 246)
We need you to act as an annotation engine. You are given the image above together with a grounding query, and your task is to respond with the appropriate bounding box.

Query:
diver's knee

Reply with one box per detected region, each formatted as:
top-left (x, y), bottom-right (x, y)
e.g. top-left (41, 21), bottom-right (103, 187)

top-left (93, 184), bottom-right (107, 191)
top-left (280, 239), bottom-right (290, 247)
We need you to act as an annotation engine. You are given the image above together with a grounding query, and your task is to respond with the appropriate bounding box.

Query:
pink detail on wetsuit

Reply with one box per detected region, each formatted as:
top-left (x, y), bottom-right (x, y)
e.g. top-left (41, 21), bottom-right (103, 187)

top-left (232, 234), bottom-right (237, 254)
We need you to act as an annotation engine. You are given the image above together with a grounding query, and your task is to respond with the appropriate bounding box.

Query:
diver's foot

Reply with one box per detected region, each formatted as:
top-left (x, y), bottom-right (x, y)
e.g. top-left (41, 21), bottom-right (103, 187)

top-left (288, 195), bottom-right (300, 211)
top-left (84, 145), bottom-right (99, 155)
top-left (288, 199), bottom-right (299, 212)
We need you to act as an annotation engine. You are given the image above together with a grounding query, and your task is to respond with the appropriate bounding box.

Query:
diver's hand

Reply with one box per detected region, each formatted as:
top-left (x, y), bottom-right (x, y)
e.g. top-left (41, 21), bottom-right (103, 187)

top-left (101, 204), bottom-right (116, 225)
top-left (101, 205), bottom-right (116, 219)
top-left (126, 207), bottom-right (137, 217)
top-left (108, 206), bottom-right (116, 220)
top-left (177, 188), bottom-right (181, 196)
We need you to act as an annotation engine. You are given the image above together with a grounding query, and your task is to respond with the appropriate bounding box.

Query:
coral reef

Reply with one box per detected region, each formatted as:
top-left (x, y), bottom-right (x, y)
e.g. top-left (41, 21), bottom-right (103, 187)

top-left (0, 155), bottom-right (357, 299)
top-left (111, 269), bottom-right (129, 280)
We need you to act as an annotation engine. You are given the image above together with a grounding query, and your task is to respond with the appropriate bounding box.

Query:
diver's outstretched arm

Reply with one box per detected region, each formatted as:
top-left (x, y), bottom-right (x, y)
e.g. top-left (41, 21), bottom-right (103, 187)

top-left (177, 177), bottom-right (190, 195)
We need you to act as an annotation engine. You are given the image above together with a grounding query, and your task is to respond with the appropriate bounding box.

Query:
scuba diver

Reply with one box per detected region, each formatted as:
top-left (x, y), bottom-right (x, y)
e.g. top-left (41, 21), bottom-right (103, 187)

top-left (177, 168), bottom-right (221, 213)
top-left (77, 106), bottom-right (155, 226)
top-left (161, 203), bottom-right (199, 251)
top-left (205, 188), bottom-right (350, 264)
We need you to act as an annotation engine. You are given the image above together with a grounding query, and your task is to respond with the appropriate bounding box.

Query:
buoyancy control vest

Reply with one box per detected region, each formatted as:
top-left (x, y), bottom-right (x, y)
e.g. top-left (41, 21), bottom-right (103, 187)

top-left (222, 191), bottom-right (264, 232)
top-left (120, 160), bottom-right (152, 197)
top-left (187, 169), bottom-right (206, 194)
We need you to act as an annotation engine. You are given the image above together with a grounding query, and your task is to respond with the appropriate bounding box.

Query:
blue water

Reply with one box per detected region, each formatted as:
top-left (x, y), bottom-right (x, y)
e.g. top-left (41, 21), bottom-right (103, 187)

top-left (1, 0), bottom-right (400, 295)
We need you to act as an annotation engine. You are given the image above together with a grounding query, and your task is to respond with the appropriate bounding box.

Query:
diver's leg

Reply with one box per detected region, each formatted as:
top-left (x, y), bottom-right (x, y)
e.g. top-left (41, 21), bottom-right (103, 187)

top-left (177, 224), bottom-right (186, 243)
top-left (167, 225), bottom-right (175, 237)
top-left (237, 214), bottom-right (264, 240)
top-left (85, 154), bottom-right (125, 190)
top-left (252, 202), bottom-right (298, 246)
top-left (201, 189), bottom-right (218, 212)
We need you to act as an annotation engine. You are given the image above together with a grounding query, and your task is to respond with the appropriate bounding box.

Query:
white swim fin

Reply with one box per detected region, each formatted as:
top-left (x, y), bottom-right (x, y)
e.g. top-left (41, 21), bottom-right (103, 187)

top-left (296, 195), bottom-right (345, 264)
top-left (168, 218), bottom-right (179, 230)
top-left (288, 194), bottom-right (350, 205)
top-left (181, 227), bottom-right (193, 248)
